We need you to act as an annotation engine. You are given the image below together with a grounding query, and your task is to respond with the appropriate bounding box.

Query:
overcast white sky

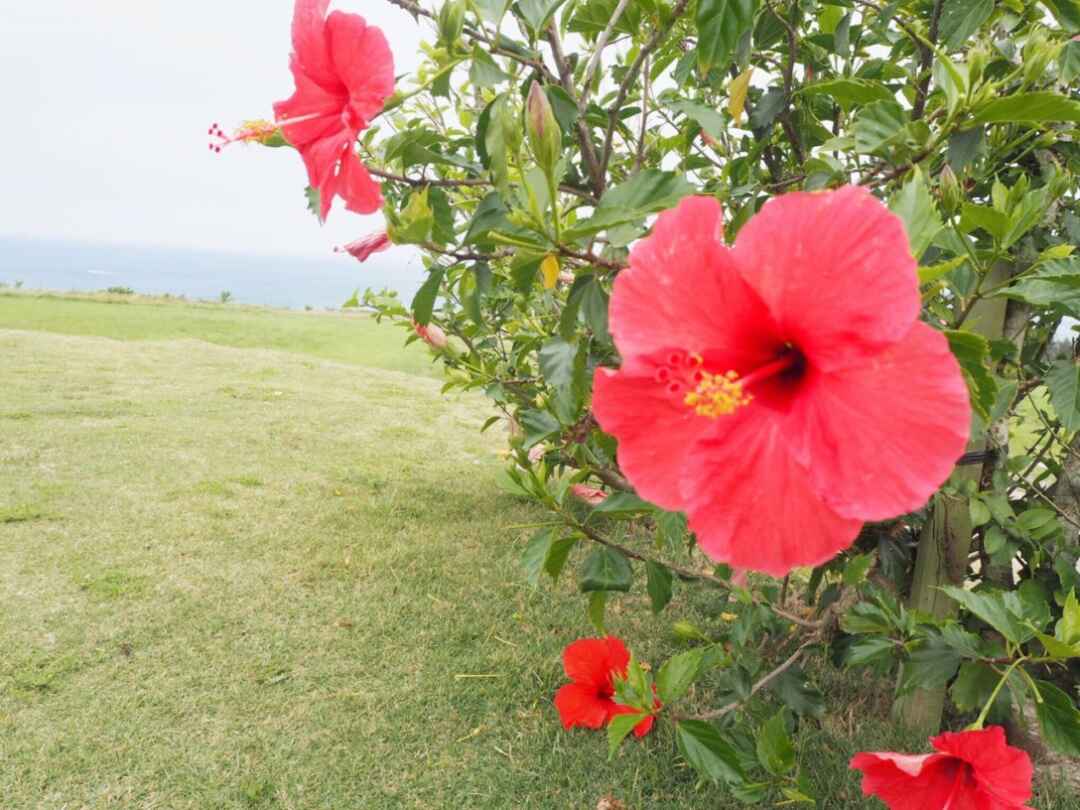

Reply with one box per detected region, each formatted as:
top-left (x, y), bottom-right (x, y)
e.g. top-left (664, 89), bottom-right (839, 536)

top-left (1, 2), bottom-right (425, 258)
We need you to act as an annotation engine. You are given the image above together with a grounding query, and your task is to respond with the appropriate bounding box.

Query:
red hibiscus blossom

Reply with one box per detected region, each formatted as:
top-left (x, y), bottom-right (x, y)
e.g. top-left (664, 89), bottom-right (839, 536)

top-left (414, 321), bottom-right (448, 350)
top-left (592, 188), bottom-right (970, 576)
top-left (273, 0), bottom-right (394, 221)
top-left (335, 231), bottom-right (392, 263)
top-left (850, 726), bottom-right (1033, 809)
top-left (554, 637), bottom-right (657, 737)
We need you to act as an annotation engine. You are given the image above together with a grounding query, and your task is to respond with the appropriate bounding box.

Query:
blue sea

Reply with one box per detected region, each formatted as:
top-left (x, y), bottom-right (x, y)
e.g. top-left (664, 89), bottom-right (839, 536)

top-left (0, 238), bottom-right (426, 310)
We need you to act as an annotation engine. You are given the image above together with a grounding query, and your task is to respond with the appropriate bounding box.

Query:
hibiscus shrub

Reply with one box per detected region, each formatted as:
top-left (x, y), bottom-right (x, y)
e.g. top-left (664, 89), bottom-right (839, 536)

top-left (220, 0), bottom-right (1080, 804)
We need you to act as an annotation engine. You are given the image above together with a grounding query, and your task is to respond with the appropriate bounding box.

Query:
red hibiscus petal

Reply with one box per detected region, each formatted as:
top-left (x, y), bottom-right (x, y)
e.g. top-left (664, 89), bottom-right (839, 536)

top-left (786, 321), bottom-right (970, 521)
top-left (289, 0), bottom-right (337, 89)
top-left (681, 413), bottom-right (862, 576)
top-left (931, 727), bottom-right (1034, 808)
top-left (326, 11), bottom-right (395, 122)
top-left (593, 363), bottom-right (717, 512)
top-left (339, 152), bottom-right (383, 215)
top-left (732, 186), bottom-right (920, 373)
top-left (563, 637), bottom-right (628, 691)
top-left (611, 196), bottom-right (780, 370)
top-left (850, 752), bottom-right (960, 810)
top-left (554, 683), bottom-right (610, 730)
top-left (274, 62), bottom-right (346, 148)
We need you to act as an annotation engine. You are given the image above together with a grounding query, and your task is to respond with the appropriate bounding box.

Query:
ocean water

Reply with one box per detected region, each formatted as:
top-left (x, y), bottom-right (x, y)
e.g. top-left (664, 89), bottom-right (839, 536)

top-left (0, 238), bottom-right (426, 310)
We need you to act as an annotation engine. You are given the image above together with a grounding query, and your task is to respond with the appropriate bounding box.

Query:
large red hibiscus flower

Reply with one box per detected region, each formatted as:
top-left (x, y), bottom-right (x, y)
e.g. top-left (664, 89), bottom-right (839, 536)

top-left (273, 0), bottom-right (394, 221)
top-left (593, 188), bottom-right (970, 576)
top-left (554, 637), bottom-right (656, 737)
top-left (850, 726), bottom-right (1034, 809)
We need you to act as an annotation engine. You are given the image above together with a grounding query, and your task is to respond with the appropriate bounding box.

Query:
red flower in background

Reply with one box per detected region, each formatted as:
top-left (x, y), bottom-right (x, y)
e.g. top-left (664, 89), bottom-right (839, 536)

top-left (554, 637), bottom-right (656, 737)
top-left (592, 188), bottom-right (970, 577)
top-left (850, 726), bottom-right (1033, 809)
top-left (335, 231), bottom-right (392, 263)
top-left (414, 321), bottom-right (448, 350)
top-left (569, 484), bottom-right (608, 507)
top-left (274, 0), bottom-right (394, 221)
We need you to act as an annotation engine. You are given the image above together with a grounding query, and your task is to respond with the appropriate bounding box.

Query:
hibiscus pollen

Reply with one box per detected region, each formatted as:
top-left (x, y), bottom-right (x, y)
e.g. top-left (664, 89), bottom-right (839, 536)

top-left (207, 120), bottom-right (280, 153)
top-left (684, 370), bottom-right (752, 418)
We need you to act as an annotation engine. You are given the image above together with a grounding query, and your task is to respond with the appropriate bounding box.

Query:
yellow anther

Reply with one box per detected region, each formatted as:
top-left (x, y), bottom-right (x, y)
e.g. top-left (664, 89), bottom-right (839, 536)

top-left (684, 370), bottom-right (752, 418)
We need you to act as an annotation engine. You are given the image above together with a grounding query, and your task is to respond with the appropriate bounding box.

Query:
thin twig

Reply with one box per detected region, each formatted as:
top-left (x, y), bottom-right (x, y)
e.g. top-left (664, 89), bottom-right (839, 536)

top-left (683, 639), bottom-right (819, 721)
top-left (369, 168), bottom-right (491, 188)
top-left (599, 0), bottom-right (693, 186)
top-left (912, 0), bottom-right (944, 120)
top-left (545, 22), bottom-right (606, 197)
top-left (634, 53), bottom-right (651, 173)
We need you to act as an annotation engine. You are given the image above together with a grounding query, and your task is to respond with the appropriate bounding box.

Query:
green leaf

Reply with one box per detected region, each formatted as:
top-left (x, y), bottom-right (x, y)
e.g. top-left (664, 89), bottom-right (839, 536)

top-left (411, 267), bottom-right (445, 326)
top-left (580, 547), bottom-right (633, 592)
top-left (938, 0), bottom-right (993, 50)
top-left (940, 586), bottom-right (1028, 644)
top-left (607, 711), bottom-right (644, 759)
top-left (897, 634), bottom-right (962, 695)
top-left (944, 330), bottom-right (996, 421)
top-left (566, 170), bottom-right (695, 239)
top-left (1035, 680), bottom-right (1080, 757)
top-left (518, 409), bottom-right (561, 448)
top-left (656, 648), bottom-right (705, 703)
top-left (960, 203), bottom-right (1009, 240)
top-left (1035, 631), bottom-right (1080, 659)
top-left (947, 127), bottom-right (984, 170)
top-left (950, 661), bottom-right (1000, 712)
top-left (840, 601), bottom-right (895, 635)
top-left (484, 94), bottom-right (514, 195)
top-left (844, 636), bottom-right (897, 668)
top-left (304, 186), bottom-right (323, 223)
top-left (515, 0), bottom-right (568, 34)
top-left (675, 721), bottom-right (747, 784)
top-left (853, 100), bottom-right (907, 154)
top-left (697, 0), bottom-right (759, 74)
top-left (1057, 590), bottom-right (1080, 646)
top-left (769, 666), bottom-right (826, 718)
top-left (464, 192), bottom-right (510, 245)
top-left (756, 710), bottom-right (795, 776)
top-left (1061, 40), bottom-right (1080, 84)
top-left (587, 590), bottom-right (607, 632)
top-left (1046, 359), bottom-right (1080, 433)
top-left (469, 46), bottom-right (511, 88)
top-left (646, 561), bottom-right (674, 615)
top-left (523, 528), bottom-right (555, 586)
top-left (842, 553), bottom-right (874, 586)
top-left (539, 338), bottom-right (577, 393)
top-left (591, 491), bottom-right (651, 517)
top-left (799, 78), bottom-right (895, 110)
top-left (890, 168), bottom-right (942, 259)
top-left (544, 536), bottom-right (578, 581)
top-left (971, 92), bottom-right (1080, 124)
top-left (996, 260), bottom-right (1080, 318)
top-left (667, 98), bottom-right (726, 139)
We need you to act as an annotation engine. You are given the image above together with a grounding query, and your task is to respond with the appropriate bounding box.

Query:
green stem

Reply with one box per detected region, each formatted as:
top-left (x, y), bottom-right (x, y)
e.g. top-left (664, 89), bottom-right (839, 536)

top-left (971, 657), bottom-right (1026, 730)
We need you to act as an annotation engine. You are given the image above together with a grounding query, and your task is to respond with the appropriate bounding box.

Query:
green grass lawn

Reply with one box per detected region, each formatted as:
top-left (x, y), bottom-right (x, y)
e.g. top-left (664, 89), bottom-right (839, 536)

top-left (1, 295), bottom-right (1076, 809)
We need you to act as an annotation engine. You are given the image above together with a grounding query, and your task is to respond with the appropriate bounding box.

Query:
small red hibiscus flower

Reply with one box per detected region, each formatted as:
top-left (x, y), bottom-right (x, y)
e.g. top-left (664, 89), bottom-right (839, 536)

top-left (273, 0), bottom-right (394, 221)
top-left (334, 231), bottom-right (392, 263)
top-left (850, 726), bottom-right (1034, 809)
top-left (554, 637), bottom-right (657, 737)
top-left (593, 188), bottom-right (970, 576)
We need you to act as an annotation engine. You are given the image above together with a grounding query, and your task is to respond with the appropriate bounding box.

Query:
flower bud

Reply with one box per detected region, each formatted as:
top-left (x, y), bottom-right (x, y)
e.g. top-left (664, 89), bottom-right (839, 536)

top-left (1023, 29), bottom-right (1060, 85)
top-left (569, 483), bottom-right (607, 507)
top-left (672, 620), bottom-right (708, 642)
top-left (966, 45), bottom-right (989, 88)
top-left (438, 1), bottom-right (465, 49)
top-left (526, 81), bottom-right (562, 176)
top-left (939, 164), bottom-right (962, 216)
top-left (413, 320), bottom-right (448, 350)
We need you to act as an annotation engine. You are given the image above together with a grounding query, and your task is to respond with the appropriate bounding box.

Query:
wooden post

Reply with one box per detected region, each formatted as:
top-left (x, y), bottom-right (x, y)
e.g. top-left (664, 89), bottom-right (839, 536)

top-left (892, 263), bottom-right (1011, 733)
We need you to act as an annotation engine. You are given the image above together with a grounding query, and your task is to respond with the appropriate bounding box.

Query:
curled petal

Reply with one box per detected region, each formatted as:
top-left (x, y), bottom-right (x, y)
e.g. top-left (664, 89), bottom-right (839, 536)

top-left (326, 11), bottom-right (395, 122)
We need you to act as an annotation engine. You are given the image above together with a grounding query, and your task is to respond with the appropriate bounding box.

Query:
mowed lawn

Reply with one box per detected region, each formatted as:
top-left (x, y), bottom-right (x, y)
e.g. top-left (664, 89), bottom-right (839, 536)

top-left (1, 293), bottom-right (1077, 809)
